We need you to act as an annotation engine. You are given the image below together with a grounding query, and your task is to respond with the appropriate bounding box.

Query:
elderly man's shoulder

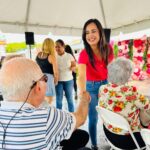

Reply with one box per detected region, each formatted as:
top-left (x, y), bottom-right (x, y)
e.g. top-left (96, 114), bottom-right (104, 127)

top-left (39, 101), bottom-right (73, 116)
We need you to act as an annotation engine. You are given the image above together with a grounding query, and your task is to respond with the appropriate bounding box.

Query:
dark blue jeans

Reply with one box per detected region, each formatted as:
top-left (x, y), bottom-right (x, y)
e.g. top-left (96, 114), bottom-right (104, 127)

top-left (86, 80), bottom-right (108, 146)
top-left (55, 80), bottom-right (74, 112)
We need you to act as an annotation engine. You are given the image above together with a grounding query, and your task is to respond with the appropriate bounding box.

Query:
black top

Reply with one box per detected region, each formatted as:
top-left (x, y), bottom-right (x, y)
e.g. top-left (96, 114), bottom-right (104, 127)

top-left (36, 56), bottom-right (54, 75)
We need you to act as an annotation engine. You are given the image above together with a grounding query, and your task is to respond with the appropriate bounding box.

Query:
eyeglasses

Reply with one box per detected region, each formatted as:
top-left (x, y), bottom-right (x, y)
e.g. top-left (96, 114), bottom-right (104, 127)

top-left (39, 74), bottom-right (48, 83)
top-left (31, 74), bottom-right (48, 89)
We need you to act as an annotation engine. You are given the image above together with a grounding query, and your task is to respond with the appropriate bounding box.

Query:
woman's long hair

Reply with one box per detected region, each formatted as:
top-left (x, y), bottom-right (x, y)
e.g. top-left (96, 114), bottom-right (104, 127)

top-left (42, 38), bottom-right (55, 56)
top-left (82, 18), bottom-right (109, 69)
top-left (65, 45), bottom-right (76, 61)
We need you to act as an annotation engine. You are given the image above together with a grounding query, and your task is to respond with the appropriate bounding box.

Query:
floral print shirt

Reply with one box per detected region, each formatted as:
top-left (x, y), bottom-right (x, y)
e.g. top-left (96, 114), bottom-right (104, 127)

top-left (98, 83), bottom-right (150, 135)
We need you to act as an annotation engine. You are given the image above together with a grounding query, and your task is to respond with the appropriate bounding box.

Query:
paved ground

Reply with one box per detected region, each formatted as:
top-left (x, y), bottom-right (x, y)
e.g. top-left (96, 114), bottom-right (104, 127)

top-left (79, 116), bottom-right (110, 150)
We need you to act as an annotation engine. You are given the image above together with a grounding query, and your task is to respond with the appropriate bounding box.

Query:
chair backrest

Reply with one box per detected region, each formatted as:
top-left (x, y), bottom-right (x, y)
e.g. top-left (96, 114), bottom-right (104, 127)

top-left (96, 106), bottom-right (130, 130)
top-left (141, 129), bottom-right (150, 150)
top-left (96, 106), bottom-right (141, 150)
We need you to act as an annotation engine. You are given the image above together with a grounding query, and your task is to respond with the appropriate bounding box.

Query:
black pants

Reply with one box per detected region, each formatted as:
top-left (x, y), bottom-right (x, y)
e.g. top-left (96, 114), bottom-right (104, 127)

top-left (60, 129), bottom-right (89, 150)
top-left (104, 125), bottom-right (145, 150)
top-left (0, 95), bottom-right (3, 101)
top-left (72, 72), bottom-right (77, 93)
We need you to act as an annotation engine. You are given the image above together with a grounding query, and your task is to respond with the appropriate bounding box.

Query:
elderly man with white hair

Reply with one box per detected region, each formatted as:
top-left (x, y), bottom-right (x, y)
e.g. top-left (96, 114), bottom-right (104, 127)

top-left (0, 57), bottom-right (91, 150)
top-left (98, 57), bottom-right (150, 149)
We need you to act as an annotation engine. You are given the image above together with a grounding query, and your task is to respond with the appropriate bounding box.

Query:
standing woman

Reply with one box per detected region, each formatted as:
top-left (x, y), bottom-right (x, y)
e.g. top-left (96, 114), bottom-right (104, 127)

top-left (78, 19), bottom-right (113, 150)
top-left (55, 40), bottom-right (75, 112)
top-left (36, 38), bottom-right (58, 105)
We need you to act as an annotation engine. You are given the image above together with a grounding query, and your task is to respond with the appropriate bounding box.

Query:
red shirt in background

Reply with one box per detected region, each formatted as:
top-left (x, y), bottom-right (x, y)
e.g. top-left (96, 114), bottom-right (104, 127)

top-left (78, 46), bottom-right (113, 81)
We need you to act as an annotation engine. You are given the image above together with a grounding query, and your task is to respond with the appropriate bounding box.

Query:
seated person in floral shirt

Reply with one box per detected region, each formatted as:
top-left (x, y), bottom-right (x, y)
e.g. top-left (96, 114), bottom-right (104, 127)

top-left (98, 57), bottom-right (150, 149)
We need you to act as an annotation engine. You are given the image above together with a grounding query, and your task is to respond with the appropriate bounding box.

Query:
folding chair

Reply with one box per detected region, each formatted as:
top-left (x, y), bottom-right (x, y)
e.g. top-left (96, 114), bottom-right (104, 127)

top-left (140, 129), bottom-right (150, 150)
top-left (96, 106), bottom-right (145, 150)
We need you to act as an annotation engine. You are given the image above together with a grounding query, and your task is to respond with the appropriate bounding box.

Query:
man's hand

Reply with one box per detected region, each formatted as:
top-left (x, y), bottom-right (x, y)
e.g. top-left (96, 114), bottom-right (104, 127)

top-left (79, 91), bottom-right (91, 104)
top-left (72, 91), bottom-right (91, 129)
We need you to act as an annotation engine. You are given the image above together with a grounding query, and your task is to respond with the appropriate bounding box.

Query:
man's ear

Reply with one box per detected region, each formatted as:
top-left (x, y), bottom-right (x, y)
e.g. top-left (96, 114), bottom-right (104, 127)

top-left (34, 82), bottom-right (41, 93)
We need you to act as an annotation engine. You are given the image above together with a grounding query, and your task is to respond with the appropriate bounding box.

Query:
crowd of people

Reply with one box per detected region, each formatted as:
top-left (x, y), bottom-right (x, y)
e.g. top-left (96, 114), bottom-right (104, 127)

top-left (0, 18), bottom-right (150, 150)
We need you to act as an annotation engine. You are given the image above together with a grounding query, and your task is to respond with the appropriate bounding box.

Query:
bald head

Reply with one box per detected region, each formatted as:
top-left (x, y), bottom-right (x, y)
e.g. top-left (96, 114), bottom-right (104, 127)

top-left (0, 58), bottom-right (43, 100)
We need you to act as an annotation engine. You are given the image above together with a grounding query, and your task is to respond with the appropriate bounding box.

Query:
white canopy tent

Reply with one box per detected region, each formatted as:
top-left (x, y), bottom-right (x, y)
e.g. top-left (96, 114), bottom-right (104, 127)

top-left (0, 0), bottom-right (150, 36)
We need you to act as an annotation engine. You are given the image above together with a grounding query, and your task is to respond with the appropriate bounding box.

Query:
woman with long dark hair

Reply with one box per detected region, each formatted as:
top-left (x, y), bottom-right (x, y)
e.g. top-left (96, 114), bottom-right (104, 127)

top-left (78, 18), bottom-right (113, 150)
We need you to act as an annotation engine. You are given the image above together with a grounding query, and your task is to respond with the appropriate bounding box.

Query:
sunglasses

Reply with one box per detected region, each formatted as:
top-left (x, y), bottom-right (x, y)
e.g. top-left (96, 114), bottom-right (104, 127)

top-left (30, 74), bottom-right (48, 89)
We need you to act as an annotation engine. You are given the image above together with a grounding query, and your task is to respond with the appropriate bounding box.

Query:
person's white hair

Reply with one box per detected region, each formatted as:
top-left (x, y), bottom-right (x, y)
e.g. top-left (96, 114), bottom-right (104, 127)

top-left (0, 57), bottom-right (43, 100)
top-left (108, 57), bottom-right (133, 85)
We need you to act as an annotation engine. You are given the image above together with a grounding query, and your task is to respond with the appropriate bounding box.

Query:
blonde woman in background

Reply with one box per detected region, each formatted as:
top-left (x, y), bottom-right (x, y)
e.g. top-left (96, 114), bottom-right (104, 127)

top-left (36, 38), bottom-right (58, 104)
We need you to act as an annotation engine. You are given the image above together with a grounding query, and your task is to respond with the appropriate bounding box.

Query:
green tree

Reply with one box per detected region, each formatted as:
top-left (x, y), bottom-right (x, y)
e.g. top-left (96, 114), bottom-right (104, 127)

top-left (5, 42), bottom-right (27, 53)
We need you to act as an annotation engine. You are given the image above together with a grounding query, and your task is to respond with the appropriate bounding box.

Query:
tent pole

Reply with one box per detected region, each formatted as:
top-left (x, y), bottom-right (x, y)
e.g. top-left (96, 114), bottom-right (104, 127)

top-left (99, 0), bottom-right (107, 28)
top-left (25, 0), bottom-right (31, 31)
top-left (29, 45), bottom-right (32, 59)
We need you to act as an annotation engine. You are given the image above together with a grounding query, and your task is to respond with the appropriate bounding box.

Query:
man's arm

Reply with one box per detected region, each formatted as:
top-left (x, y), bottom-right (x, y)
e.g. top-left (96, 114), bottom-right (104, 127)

top-left (72, 91), bottom-right (90, 129)
top-left (77, 64), bottom-right (86, 94)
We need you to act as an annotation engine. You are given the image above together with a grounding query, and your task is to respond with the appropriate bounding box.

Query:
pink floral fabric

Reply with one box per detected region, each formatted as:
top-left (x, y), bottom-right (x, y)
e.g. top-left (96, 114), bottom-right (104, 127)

top-left (98, 83), bottom-right (150, 135)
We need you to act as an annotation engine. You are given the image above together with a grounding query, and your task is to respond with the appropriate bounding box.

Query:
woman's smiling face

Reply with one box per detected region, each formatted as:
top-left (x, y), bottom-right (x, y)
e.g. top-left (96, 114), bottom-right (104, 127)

top-left (85, 22), bottom-right (100, 47)
top-left (55, 42), bottom-right (65, 56)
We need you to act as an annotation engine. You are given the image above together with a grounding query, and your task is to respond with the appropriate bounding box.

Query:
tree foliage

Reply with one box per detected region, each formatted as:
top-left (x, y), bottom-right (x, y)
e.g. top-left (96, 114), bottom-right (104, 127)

top-left (5, 42), bottom-right (27, 53)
